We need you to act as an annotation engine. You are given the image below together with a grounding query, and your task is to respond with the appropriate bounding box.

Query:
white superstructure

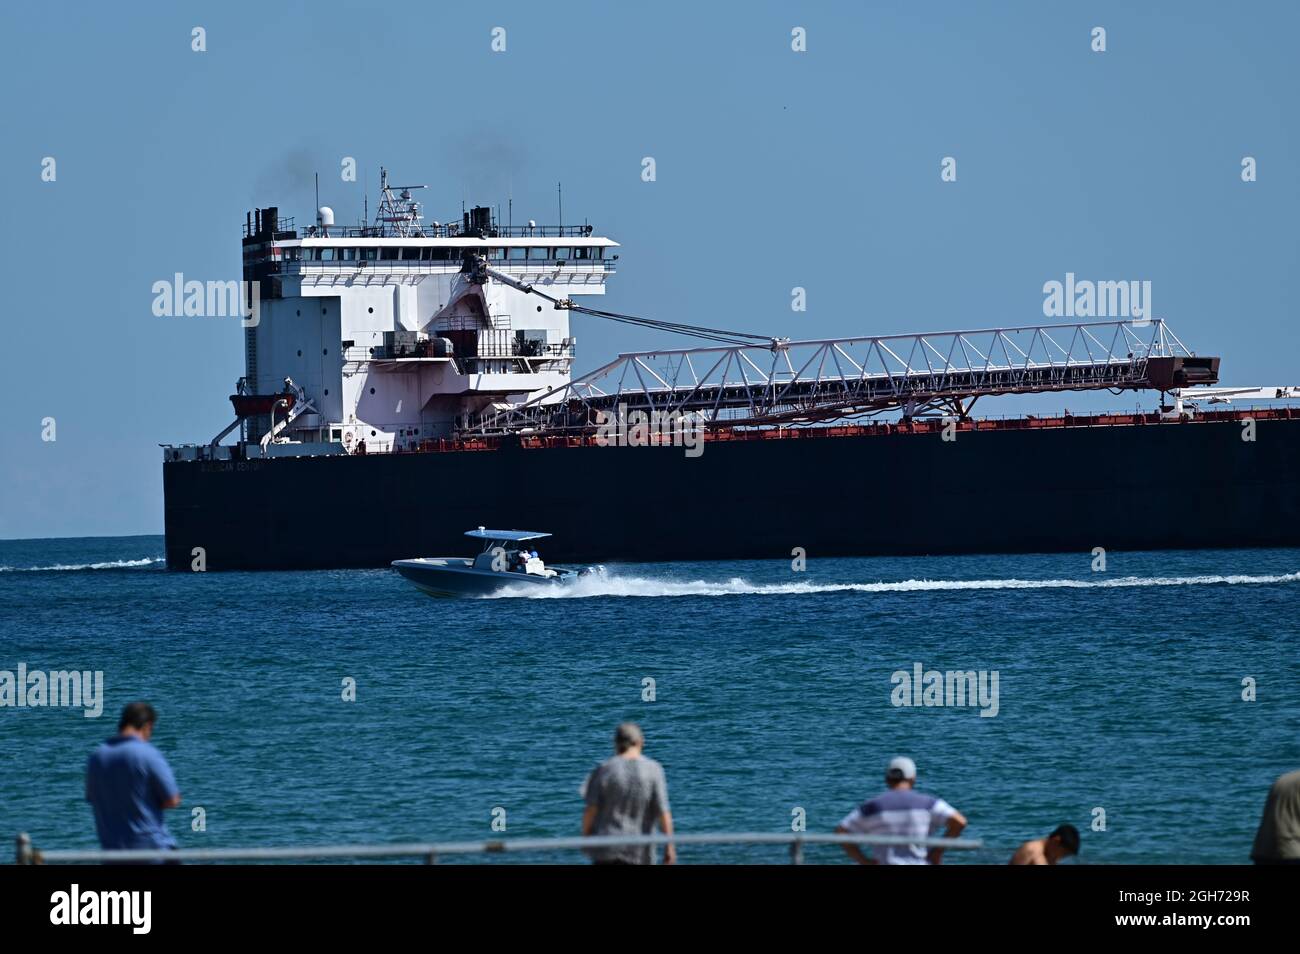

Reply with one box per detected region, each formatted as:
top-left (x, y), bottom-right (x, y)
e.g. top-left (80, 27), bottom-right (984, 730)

top-left (235, 169), bottom-right (617, 454)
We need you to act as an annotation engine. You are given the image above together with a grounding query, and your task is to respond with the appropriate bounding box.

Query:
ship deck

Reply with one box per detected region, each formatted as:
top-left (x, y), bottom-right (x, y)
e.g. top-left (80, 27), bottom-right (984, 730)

top-left (393, 405), bottom-right (1299, 456)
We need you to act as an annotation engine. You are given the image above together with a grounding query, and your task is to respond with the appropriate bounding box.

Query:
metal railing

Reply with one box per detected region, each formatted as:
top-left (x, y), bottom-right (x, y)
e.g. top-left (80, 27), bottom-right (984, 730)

top-left (340, 346), bottom-right (572, 369)
top-left (291, 258), bottom-right (614, 271)
top-left (298, 223), bottom-right (595, 240)
top-left (343, 346), bottom-right (453, 363)
top-left (15, 831), bottom-right (982, 865)
top-left (243, 217), bottom-right (297, 238)
top-left (475, 342), bottom-right (575, 360)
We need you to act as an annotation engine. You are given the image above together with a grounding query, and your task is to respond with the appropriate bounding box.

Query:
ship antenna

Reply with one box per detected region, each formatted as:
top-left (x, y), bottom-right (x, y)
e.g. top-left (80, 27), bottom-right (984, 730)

top-left (557, 181), bottom-right (563, 231)
top-left (373, 165), bottom-right (428, 236)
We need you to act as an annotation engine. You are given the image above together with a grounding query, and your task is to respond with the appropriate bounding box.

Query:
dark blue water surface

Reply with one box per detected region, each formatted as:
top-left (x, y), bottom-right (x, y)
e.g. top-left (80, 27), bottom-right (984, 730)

top-left (2, 536), bottom-right (1297, 864)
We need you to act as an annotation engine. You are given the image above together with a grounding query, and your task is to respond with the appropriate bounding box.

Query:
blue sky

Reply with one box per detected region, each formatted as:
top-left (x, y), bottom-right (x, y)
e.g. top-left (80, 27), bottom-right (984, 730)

top-left (1, 0), bottom-right (1296, 538)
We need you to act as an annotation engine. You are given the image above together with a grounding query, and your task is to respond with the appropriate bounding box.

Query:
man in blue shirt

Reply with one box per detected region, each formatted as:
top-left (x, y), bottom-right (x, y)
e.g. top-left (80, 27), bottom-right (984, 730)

top-left (85, 701), bottom-right (182, 852)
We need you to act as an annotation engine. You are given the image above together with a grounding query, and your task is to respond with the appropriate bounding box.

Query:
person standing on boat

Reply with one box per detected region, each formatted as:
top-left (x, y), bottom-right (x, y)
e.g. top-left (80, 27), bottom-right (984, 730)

top-left (85, 701), bottom-right (182, 855)
top-left (580, 722), bottom-right (675, 865)
top-left (835, 756), bottom-right (967, 865)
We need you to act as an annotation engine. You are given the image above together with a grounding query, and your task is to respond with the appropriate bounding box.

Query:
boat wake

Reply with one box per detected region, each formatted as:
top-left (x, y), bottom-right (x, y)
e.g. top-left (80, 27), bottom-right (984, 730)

top-left (483, 570), bottom-right (1300, 599)
top-left (0, 557), bottom-right (165, 573)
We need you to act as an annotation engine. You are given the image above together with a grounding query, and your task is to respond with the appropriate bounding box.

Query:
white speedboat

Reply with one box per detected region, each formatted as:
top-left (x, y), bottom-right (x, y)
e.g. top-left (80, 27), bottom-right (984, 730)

top-left (391, 528), bottom-right (599, 597)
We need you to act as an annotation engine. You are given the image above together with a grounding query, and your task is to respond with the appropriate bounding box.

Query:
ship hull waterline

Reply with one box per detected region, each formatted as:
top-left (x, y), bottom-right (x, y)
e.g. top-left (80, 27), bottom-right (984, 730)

top-left (163, 416), bottom-right (1300, 571)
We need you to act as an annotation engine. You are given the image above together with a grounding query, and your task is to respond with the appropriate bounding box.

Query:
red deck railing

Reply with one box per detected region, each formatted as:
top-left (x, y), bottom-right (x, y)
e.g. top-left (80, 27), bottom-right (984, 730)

top-left (378, 406), bottom-right (1297, 456)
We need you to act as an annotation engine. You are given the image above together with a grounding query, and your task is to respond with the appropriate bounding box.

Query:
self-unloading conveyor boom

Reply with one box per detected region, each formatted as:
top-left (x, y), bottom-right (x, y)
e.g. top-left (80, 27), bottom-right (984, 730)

top-left (459, 288), bottom-right (1220, 435)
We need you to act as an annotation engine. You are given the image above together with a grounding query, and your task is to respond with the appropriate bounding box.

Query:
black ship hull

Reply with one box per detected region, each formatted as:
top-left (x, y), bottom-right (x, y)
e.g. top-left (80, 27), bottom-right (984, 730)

top-left (163, 415), bottom-right (1300, 570)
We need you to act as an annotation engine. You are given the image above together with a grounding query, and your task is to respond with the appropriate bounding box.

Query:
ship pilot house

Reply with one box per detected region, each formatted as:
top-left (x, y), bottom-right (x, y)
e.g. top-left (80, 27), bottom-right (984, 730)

top-left (185, 169), bottom-right (618, 460)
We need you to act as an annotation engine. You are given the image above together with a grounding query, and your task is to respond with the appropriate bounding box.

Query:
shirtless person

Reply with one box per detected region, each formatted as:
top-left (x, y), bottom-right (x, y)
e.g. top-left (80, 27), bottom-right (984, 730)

top-left (1010, 824), bottom-right (1080, 865)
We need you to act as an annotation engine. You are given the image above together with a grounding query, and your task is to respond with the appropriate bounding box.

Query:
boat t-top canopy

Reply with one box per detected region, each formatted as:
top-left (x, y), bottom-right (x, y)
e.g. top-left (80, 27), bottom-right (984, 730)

top-left (465, 528), bottom-right (552, 543)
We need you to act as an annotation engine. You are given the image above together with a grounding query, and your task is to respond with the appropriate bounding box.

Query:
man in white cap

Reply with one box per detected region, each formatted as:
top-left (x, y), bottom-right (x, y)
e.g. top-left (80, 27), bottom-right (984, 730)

top-left (835, 756), bottom-right (967, 865)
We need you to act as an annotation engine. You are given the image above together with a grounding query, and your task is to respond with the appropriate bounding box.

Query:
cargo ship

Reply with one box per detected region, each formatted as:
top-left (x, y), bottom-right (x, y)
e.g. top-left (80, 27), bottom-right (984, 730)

top-left (161, 171), bottom-right (1300, 570)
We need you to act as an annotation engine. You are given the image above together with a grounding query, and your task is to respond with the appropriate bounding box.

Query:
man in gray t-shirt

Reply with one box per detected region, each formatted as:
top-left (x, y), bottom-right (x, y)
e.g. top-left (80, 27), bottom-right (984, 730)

top-left (581, 722), bottom-right (675, 865)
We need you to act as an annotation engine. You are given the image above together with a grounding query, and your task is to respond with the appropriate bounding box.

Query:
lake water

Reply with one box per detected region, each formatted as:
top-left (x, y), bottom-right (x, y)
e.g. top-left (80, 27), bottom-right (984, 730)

top-left (2, 535), bottom-right (1296, 864)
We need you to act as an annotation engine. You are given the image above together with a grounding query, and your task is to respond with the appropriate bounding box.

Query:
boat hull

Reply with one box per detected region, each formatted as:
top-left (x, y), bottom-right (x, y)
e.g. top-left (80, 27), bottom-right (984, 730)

top-left (163, 414), bottom-right (1300, 570)
top-left (391, 558), bottom-right (575, 597)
